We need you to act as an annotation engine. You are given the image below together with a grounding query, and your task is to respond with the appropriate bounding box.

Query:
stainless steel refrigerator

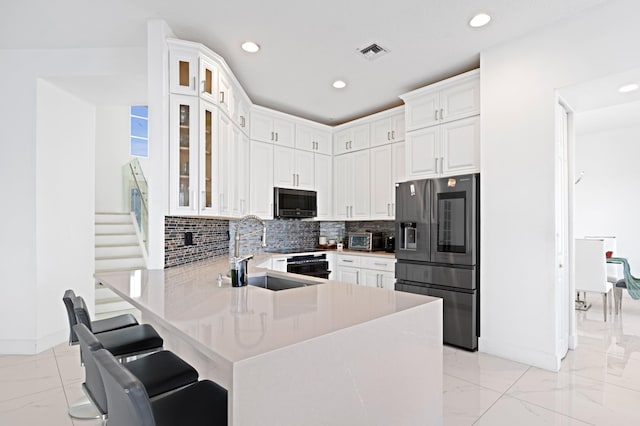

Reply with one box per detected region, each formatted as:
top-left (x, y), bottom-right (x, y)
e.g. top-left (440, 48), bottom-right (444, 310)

top-left (395, 173), bottom-right (480, 350)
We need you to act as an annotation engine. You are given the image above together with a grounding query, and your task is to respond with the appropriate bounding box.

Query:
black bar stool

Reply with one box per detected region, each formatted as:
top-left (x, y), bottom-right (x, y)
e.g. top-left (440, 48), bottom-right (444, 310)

top-left (63, 289), bottom-right (138, 345)
top-left (94, 348), bottom-right (228, 426)
top-left (74, 323), bottom-right (199, 423)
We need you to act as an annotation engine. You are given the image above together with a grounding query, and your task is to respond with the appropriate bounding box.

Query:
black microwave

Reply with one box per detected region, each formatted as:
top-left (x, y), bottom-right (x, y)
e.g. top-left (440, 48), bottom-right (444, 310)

top-left (274, 187), bottom-right (317, 219)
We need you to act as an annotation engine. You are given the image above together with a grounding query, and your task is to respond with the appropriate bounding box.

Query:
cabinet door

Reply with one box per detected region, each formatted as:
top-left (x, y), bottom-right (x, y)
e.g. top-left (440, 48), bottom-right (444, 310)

top-left (440, 78), bottom-right (480, 123)
top-left (371, 118), bottom-right (392, 147)
top-left (236, 99), bottom-right (250, 134)
top-left (334, 129), bottom-right (351, 155)
top-left (249, 141), bottom-right (274, 219)
top-left (337, 267), bottom-right (360, 284)
top-left (390, 113), bottom-right (405, 142)
top-left (392, 141), bottom-right (406, 185)
top-left (333, 154), bottom-right (352, 219)
top-left (361, 269), bottom-right (380, 288)
top-left (218, 72), bottom-right (233, 116)
top-left (250, 111), bottom-right (274, 143)
top-left (232, 127), bottom-right (250, 216)
top-left (315, 154), bottom-right (332, 220)
top-left (379, 271), bottom-right (396, 290)
top-left (314, 130), bottom-right (331, 155)
top-left (405, 91), bottom-right (439, 131)
top-left (273, 118), bottom-right (295, 147)
top-left (406, 126), bottom-right (439, 179)
top-left (295, 125), bottom-right (316, 153)
top-left (441, 116), bottom-right (480, 175)
top-left (273, 145), bottom-right (296, 188)
top-left (199, 101), bottom-right (219, 216)
top-left (271, 256), bottom-right (288, 272)
top-left (351, 150), bottom-right (370, 219)
top-left (170, 96), bottom-right (199, 214)
top-left (351, 124), bottom-right (371, 151)
top-left (199, 57), bottom-right (218, 104)
top-left (217, 113), bottom-right (233, 216)
top-left (370, 145), bottom-right (393, 219)
top-left (169, 49), bottom-right (198, 95)
top-left (295, 150), bottom-right (315, 190)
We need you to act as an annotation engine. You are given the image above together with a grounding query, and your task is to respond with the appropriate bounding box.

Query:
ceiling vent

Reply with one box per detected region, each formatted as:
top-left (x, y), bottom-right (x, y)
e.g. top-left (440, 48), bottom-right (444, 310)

top-left (356, 43), bottom-right (390, 61)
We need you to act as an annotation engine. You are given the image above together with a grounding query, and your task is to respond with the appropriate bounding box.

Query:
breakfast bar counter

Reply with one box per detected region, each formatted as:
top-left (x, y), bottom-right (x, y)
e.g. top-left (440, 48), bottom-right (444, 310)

top-left (95, 255), bottom-right (443, 425)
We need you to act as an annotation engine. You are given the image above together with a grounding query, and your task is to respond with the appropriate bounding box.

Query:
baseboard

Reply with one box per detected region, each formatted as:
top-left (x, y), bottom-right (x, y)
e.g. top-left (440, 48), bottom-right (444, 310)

top-left (479, 337), bottom-right (562, 372)
top-left (0, 329), bottom-right (67, 355)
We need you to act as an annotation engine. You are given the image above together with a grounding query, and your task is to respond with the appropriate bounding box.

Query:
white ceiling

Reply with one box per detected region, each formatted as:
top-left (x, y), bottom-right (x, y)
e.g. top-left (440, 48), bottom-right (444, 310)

top-left (1, 0), bottom-right (611, 124)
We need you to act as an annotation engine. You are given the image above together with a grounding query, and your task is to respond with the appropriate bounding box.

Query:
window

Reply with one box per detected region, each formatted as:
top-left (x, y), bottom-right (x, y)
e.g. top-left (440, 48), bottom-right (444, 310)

top-left (130, 105), bottom-right (148, 157)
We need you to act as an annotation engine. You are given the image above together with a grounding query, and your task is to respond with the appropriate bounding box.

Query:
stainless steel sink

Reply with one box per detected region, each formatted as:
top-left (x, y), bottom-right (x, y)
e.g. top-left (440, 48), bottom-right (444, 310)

top-left (247, 273), bottom-right (322, 291)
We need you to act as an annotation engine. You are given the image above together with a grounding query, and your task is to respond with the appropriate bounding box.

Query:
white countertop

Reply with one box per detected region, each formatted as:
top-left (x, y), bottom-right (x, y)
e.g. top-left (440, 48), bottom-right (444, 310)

top-left (95, 254), bottom-right (434, 364)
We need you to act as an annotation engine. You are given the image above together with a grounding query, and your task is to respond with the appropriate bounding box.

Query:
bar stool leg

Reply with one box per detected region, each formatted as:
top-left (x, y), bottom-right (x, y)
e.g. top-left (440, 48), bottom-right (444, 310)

top-left (68, 395), bottom-right (102, 419)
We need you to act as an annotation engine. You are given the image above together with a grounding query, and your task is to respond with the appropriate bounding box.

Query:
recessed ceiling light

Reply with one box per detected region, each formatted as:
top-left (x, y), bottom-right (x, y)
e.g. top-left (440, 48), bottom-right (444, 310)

top-left (241, 41), bottom-right (260, 53)
top-left (619, 83), bottom-right (639, 93)
top-left (469, 13), bottom-right (491, 28)
top-left (333, 80), bottom-right (347, 89)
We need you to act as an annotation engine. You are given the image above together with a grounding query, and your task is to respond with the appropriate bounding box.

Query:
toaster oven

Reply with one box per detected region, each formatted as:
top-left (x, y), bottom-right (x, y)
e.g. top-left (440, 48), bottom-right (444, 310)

top-left (348, 232), bottom-right (384, 251)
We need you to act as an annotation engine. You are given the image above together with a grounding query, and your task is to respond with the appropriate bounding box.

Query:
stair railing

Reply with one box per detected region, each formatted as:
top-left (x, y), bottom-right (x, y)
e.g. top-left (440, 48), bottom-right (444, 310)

top-left (123, 159), bottom-right (149, 252)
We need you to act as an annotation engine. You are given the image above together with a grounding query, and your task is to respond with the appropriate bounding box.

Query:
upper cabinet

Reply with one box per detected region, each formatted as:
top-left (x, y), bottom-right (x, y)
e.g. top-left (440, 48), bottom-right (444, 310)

top-left (402, 70), bottom-right (480, 132)
top-left (296, 124), bottom-right (331, 155)
top-left (199, 57), bottom-right (218, 104)
top-left (401, 70), bottom-right (480, 179)
top-left (370, 113), bottom-right (405, 147)
top-left (169, 49), bottom-right (199, 96)
top-left (333, 123), bottom-right (370, 155)
top-left (217, 71), bottom-right (234, 117)
top-left (250, 109), bottom-right (295, 147)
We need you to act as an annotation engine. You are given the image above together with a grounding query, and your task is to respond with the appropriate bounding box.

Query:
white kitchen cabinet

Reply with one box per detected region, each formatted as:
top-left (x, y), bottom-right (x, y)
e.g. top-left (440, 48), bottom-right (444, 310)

top-left (371, 113), bottom-right (405, 147)
top-left (271, 256), bottom-right (288, 272)
top-left (334, 150), bottom-right (370, 220)
top-left (296, 124), bottom-right (331, 155)
top-left (392, 142), bottom-right (406, 185)
top-left (336, 254), bottom-right (396, 289)
top-left (402, 71), bottom-right (479, 132)
top-left (217, 71), bottom-right (234, 117)
top-left (217, 113), bottom-right (233, 216)
top-left (169, 48), bottom-right (198, 96)
top-left (198, 100), bottom-right (219, 216)
top-left (333, 124), bottom-right (370, 155)
top-left (199, 56), bottom-right (218, 104)
top-left (250, 110), bottom-right (295, 147)
top-left (406, 116), bottom-right (479, 179)
top-left (370, 145), bottom-right (394, 219)
top-left (249, 141), bottom-right (274, 219)
top-left (231, 126), bottom-right (250, 216)
top-left (233, 90), bottom-right (250, 135)
top-left (169, 96), bottom-right (200, 215)
top-left (273, 146), bottom-right (315, 190)
top-left (314, 154), bottom-right (332, 220)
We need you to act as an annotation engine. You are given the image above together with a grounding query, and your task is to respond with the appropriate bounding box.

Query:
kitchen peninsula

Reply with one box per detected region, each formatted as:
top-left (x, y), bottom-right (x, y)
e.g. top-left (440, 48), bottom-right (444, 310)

top-left (95, 254), bottom-right (443, 425)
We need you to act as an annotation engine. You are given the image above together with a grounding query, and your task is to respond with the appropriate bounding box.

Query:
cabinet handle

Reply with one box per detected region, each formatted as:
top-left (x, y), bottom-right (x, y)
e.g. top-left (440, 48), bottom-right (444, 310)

top-left (275, 132), bottom-right (279, 142)
top-left (440, 157), bottom-right (444, 174)
top-left (392, 130), bottom-right (395, 139)
top-left (387, 131), bottom-right (391, 141)
top-left (220, 91), bottom-right (225, 104)
top-left (241, 116), bottom-right (245, 127)
top-left (435, 110), bottom-right (439, 121)
top-left (350, 206), bottom-right (353, 217)
top-left (297, 174), bottom-right (300, 186)
top-left (293, 173), bottom-right (296, 186)
top-left (345, 141), bottom-right (348, 150)
top-left (440, 108), bottom-right (444, 120)
top-left (343, 260), bottom-right (353, 263)
top-left (374, 262), bottom-right (387, 267)
top-left (434, 158), bottom-right (438, 173)
top-left (378, 274), bottom-right (381, 288)
top-left (356, 271), bottom-right (360, 285)
top-left (346, 206), bottom-right (349, 217)
top-left (387, 203), bottom-right (391, 216)
top-left (271, 131), bottom-right (274, 141)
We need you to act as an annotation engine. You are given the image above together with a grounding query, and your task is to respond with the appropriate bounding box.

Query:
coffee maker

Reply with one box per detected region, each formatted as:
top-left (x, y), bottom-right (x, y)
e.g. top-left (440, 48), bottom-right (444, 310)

top-left (385, 235), bottom-right (395, 253)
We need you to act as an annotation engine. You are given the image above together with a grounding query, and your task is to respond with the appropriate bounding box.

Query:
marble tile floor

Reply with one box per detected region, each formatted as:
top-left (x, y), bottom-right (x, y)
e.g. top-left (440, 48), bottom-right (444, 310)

top-left (2, 291), bottom-right (640, 425)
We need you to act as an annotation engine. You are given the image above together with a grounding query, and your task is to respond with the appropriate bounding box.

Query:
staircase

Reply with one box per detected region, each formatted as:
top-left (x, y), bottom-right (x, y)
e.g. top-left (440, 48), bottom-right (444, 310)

top-left (95, 212), bottom-right (146, 317)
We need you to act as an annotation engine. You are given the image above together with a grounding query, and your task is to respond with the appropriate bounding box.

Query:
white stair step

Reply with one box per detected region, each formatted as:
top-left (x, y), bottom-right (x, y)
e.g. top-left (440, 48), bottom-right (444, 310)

top-left (95, 244), bottom-right (141, 258)
top-left (95, 233), bottom-right (139, 246)
top-left (95, 213), bottom-right (133, 224)
top-left (96, 223), bottom-right (137, 234)
top-left (96, 256), bottom-right (146, 271)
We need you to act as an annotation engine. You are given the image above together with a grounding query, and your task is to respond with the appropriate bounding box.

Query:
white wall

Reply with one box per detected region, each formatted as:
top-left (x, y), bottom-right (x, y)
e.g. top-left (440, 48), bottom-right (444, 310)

top-left (35, 80), bottom-right (95, 349)
top-left (574, 114), bottom-right (640, 270)
top-left (0, 47), bottom-right (145, 354)
top-left (95, 105), bottom-right (134, 213)
top-left (480, 0), bottom-right (640, 370)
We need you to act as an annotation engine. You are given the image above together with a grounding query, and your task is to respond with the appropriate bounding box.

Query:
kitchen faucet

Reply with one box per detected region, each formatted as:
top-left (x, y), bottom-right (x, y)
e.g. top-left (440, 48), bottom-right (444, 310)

top-left (231, 215), bottom-right (267, 286)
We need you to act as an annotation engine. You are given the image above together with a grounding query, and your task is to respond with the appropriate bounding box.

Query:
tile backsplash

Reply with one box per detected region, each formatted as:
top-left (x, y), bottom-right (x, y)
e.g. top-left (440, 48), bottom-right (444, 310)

top-left (165, 217), bottom-right (394, 267)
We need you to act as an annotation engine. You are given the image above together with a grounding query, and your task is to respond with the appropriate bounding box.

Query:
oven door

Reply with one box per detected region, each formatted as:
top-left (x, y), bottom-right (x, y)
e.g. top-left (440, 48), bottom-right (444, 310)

top-left (287, 261), bottom-right (330, 279)
top-left (430, 174), bottom-right (478, 266)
